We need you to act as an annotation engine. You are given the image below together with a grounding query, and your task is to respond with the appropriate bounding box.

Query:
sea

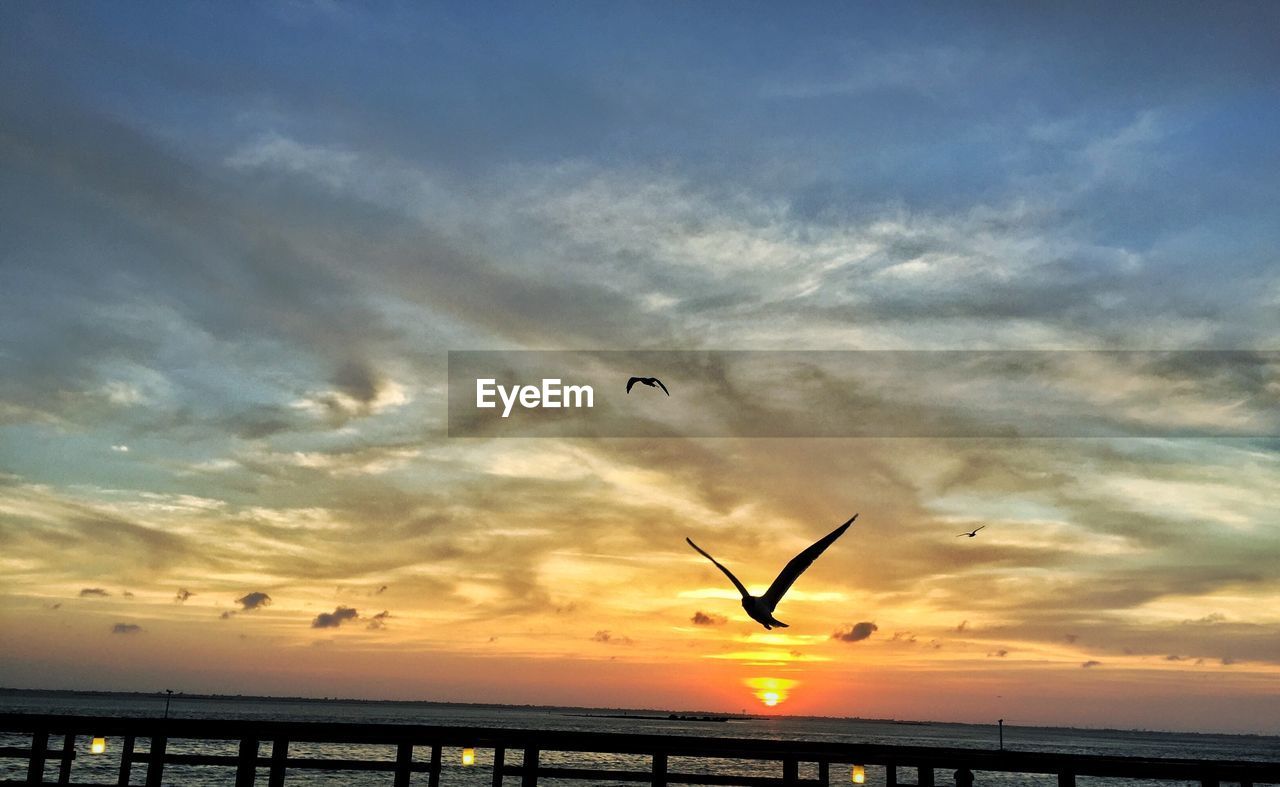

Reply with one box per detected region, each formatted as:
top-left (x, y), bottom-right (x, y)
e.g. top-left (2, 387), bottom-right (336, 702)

top-left (1, 691), bottom-right (1277, 787)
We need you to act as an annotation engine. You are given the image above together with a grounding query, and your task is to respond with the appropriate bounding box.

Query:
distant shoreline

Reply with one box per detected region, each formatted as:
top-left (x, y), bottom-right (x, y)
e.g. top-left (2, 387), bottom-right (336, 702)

top-left (0, 687), bottom-right (1271, 739)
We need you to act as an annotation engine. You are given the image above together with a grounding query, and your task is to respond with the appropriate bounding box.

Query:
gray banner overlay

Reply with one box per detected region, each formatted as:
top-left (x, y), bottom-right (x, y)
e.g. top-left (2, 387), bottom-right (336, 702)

top-left (447, 351), bottom-right (1280, 438)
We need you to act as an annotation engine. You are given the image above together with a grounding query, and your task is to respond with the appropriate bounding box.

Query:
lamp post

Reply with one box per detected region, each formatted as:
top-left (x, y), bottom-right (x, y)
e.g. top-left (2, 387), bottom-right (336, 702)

top-left (998, 719), bottom-right (1004, 751)
top-left (164, 689), bottom-right (174, 719)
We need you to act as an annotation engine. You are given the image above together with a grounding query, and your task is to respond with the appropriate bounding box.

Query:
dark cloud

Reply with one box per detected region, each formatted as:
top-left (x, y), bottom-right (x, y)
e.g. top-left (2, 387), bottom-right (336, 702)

top-left (691, 611), bottom-right (726, 626)
top-left (592, 630), bottom-right (632, 645)
top-left (236, 592), bottom-right (272, 611)
top-left (111, 623), bottom-right (142, 634)
top-left (79, 588), bottom-right (110, 598)
top-left (1081, 660), bottom-right (1102, 668)
top-left (988, 649), bottom-right (1009, 658)
top-left (311, 606), bottom-right (359, 628)
top-left (175, 588), bottom-right (193, 603)
top-left (366, 610), bottom-right (390, 630)
top-left (375, 585), bottom-right (388, 595)
top-left (122, 590), bottom-right (134, 599)
top-left (832, 622), bottom-right (878, 642)
top-left (955, 620), bottom-right (968, 633)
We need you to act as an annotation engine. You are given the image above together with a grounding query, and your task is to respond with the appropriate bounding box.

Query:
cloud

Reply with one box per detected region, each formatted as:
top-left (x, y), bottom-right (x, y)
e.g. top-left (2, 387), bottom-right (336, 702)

top-left (236, 592), bottom-right (272, 611)
top-left (79, 588), bottom-right (110, 598)
top-left (1081, 660), bottom-right (1102, 668)
top-left (366, 610), bottom-right (390, 630)
top-left (122, 590), bottom-right (134, 599)
top-left (312, 606), bottom-right (359, 628)
top-left (111, 623), bottom-right (142, 634)
top-left (832, 622), bottom-right (878, 642)
top-left (691, 611), bottom-right (726, 626)
top-left (988, 649), bottom-right (1009, 658)
top-left (375, 585), bottom-right (388, 595)
top-left (592, 630), bottom-right (633, 645)
top-left (111, 444), bottom-right (129, 452)
top-left (955, 620), bottom-right (968, 633)
top-left (175, 588), bottom-right (194, 603)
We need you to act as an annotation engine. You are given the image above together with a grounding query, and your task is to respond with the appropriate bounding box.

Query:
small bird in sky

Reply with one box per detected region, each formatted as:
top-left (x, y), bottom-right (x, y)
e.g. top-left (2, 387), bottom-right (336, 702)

top-left (686, 515), bottom-right (856, 630)
top-left (626, 376), bottom-right (669, 395)
top-left (957, 525), bottom-right (986, 538)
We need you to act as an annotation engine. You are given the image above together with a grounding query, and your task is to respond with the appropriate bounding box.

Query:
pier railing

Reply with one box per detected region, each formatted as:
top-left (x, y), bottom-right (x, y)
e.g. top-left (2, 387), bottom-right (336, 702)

top-left (2, 713), bottom-right (1278, 786)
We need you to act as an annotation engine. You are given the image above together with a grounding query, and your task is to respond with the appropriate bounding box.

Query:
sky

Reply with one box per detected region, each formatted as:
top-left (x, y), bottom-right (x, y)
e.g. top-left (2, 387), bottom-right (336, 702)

top-left (1, 2), bottom-right (1279, 734)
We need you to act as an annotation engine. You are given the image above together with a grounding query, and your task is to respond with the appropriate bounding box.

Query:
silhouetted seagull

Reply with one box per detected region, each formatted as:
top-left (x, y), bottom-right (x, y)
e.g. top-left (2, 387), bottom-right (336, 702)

top-left (627, 376), bottom-right (669, 395)
top-left (956, 525), bottom-right (985, 538)
top-left (686, 515), bottom-right (856, 630)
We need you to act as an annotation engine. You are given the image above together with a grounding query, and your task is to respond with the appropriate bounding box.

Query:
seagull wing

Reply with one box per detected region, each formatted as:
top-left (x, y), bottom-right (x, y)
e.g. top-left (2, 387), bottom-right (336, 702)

top-left (686, 537), bottom-right (751, 601)
top-left (654, 378), bottom-right (670, 396)
top-left (974, 525), bottom-right (986, 533)
top-left (762, 515), bottom-right (856, 611)
top-left (626, 377), bottom-right (641, 393)
top-left (956, 532), bottom-right (970, 537)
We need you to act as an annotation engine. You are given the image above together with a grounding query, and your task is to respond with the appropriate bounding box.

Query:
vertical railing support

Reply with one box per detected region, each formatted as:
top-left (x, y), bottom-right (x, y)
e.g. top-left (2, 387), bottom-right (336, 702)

top-left (269, 738), bottom-right (288, 787)
top-left (117, 735), bottom-right (135, 787)
top-left (427, 744), bottom-right (442, 787)
top-left (886, 764), bottom-right (898, 787)
top-left (783, 757), bottom-right (799, 786)
top-left (652, 752), bottom-right (668, 787)
top-left (144, 736), bottom-right (167, 787)
top-left (394, 742), bottom-right (413, 787)
top-left (235, 737), bottom-right (259, 786)
top-left (1200, 777), bottom-right (1218, 787)
top-left (818, 760), bottom-right (829, 785)
top-left (27, 729), bottom-right (49, 785)
top-left (492, 747), bottom-right (506, 787)
top-left (522, 747), bottom-right (539, 787)
top-left (57, 733), bottom-right (75, 785)
top-left (1058, 770), bottom-right (1075, 787)
top-left (919, 766), bottom-right (935, 787)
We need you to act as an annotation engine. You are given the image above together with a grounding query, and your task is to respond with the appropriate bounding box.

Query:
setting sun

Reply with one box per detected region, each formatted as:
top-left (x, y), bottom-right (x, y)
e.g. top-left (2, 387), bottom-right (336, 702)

top-left (745, 677), bottom-right (797, 709)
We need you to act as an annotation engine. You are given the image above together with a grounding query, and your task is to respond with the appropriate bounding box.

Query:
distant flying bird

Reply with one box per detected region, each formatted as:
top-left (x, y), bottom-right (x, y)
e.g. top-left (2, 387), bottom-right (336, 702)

top-left (626, 376), bottom-right (669, 395)
top-left (957, 525), bottom-right (986, 538)
top-left (686, 515), bottom-right (856, 630)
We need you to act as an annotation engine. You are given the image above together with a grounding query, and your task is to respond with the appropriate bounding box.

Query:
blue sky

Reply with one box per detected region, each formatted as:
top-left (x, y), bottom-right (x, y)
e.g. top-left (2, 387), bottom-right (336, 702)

top-left (1, 3), bottom-right (1279, 731)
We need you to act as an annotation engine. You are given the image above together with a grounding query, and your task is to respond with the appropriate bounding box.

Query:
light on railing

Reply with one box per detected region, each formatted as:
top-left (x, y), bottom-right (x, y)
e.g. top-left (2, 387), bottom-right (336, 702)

top-left (462, 747), bottom-right (476, 766)
top-left (851, 765), bottom-right (866, 784)
top-left (91, 737), bottom-right (107, 755)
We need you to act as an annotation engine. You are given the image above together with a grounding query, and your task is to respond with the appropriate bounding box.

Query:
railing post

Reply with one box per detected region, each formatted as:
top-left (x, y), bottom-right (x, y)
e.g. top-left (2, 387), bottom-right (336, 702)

top-left (428, 744), bottom-right (442, 787)
top-left (57, 733), bottom-right (75, 785)
top-left (269, 738), bottom-right (289, 787)
top-left (955, 767), bottom-right (974, 787)
top-left (919, 766), bottom-right (935, 787)
top-left (784, 757), bottom-right (799, 786)
top-left (27, 729), bottom-right (49, 785)
top-left (236, 737), bottom-right (259, 786)
top-left (1058, 770), bottom-right (1075, 787)
top-left (394, 742), bottom-right (413, 787)
top-left (492, 747), bottom-right (505, 787)
top-left (886, 764), bottom-right (898, 787)
top-left (1200, 777), bottom-right (1218, 787)
top-left (117, 735), bottom-right (135, 787)
top-left (144, 736), bottom-right (167, 787)
top-left (522, 747), bottom-right (539, 787)
top-left (818, 760), bottom-right (829, 785)
top-left (652, 752), bottom-right (668, 787)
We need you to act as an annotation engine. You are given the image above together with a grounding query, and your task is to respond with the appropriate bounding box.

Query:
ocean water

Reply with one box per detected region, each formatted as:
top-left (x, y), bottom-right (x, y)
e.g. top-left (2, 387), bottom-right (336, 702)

top-left (1, 692), bottom-right (1276, 786)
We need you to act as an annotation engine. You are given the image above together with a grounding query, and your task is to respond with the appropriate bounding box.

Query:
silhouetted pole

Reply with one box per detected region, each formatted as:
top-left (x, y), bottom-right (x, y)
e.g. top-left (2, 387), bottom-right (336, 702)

top-left (164, 689), bottom-right (174, 719)
top-left (998, 719), bottom-right (1004, 751)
